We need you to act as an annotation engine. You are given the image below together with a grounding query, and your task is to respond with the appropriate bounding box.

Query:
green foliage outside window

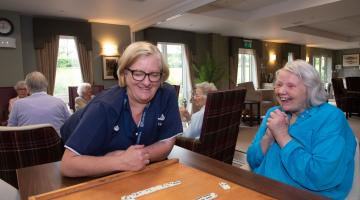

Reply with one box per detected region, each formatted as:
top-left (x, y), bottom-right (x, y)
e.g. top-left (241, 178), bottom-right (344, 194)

top-left (166, 48), bottom-right (182, 68)
top-left (57, 58), bottom-right (72, 68)
top-left (192, 53), bottom-right (226, 84)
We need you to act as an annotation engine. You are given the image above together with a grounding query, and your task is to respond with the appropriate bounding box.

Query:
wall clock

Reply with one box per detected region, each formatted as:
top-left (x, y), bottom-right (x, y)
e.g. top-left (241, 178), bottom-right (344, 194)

top-left (0, 18), bottom-right (14, 36)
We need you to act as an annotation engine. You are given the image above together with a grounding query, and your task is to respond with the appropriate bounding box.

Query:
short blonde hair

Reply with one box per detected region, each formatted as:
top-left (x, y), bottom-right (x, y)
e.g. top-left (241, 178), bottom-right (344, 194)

top-left (117, 41), bottom-right (169, 87)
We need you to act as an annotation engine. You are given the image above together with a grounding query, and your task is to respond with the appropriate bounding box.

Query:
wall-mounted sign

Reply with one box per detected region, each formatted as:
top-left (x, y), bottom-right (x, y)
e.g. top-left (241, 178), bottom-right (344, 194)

top-left (243, 39), bottom-right (252, 49)
top-left (343, 54), bottom-right (359, 67)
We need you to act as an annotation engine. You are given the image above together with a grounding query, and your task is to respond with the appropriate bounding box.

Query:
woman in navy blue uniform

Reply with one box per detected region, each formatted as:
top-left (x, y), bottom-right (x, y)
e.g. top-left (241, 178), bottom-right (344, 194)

top-left (61, 41), bottom-right (183, 177)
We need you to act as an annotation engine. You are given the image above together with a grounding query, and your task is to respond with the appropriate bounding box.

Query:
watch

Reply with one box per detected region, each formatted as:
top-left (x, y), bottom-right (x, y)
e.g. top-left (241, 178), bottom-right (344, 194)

top-left (0, 18), bottom-right (14, 36)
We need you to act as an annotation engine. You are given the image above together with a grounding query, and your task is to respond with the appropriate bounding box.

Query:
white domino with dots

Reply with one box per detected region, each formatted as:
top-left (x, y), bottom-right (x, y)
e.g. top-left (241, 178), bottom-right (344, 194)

top-left (121, 180), bottom-right (181, 200)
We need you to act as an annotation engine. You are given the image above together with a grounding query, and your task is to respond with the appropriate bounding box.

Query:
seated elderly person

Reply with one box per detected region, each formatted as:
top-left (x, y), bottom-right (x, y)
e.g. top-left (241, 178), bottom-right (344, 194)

top-left (75, 82), bottom-right (94, 111)
top-left (8, 80), bottom-right (28, 112)
top-left (179, 82), bottom-right (217, 138)
top-left (8, 71), bottom-right (71, 134)
top-left (247, 60), bottom-right (356, 199)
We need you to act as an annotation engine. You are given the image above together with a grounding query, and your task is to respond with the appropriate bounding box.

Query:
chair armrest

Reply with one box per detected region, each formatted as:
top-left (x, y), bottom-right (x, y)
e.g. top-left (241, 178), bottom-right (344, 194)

top-left (175, 136), bottom-right (201, 151)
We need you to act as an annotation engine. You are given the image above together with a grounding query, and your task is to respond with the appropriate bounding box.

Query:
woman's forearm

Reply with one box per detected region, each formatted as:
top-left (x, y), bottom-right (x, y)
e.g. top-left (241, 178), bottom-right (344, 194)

top-left (144, 137), bottom-right (176, 161)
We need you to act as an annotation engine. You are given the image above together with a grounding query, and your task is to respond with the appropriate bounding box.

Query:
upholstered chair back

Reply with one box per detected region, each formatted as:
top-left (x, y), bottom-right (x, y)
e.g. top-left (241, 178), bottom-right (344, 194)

top-left (0, 124), bottom-right (64, 188)
top-left (176, 89), bottom-right (246, 164)
top-left (0, 87), bottom-right (17, 125)
top-left (345, 77), bottom-right (360, 92)
top-left (332, 78), bottom-right (350, 116)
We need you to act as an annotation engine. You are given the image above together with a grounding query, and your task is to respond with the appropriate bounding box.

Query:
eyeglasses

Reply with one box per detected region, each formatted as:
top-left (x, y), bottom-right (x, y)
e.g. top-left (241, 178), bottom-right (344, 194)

top-left (125, 68), bottom-right (162, 82)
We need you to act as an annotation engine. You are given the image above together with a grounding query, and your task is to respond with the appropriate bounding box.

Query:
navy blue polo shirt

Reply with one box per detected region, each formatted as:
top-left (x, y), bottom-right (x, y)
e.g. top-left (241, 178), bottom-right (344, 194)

top-left (64, 83), bottom-right (182, 156)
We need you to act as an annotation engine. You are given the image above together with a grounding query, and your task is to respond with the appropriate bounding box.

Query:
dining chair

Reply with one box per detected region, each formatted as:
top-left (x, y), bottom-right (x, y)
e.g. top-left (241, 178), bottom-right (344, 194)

top-left (0, 124), bottom-right (64, 188)
top-left (0, 87), bottom-right (17, 125)
top-left (332, 78), bottom-right (360, 118)
top-left (175, 88), bottom-right (246, 164)
top-left (345, 77), bottom-right (360, 92)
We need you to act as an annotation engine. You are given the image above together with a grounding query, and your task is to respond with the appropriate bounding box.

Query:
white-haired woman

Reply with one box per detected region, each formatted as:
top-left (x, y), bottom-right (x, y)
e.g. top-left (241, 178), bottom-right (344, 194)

top-left (180, 81), bottom-right (217, 138)
top-left (74, 82), bottom-right (94, 111)
top-left (8, 80), bottom-right (28, 112)
top-left (247, 60), bottom-right (356, 199)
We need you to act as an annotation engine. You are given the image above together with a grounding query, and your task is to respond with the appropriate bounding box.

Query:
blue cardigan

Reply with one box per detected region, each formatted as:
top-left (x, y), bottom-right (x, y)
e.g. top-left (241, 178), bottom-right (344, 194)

top-left (247, 103), bottom-right (356, 199)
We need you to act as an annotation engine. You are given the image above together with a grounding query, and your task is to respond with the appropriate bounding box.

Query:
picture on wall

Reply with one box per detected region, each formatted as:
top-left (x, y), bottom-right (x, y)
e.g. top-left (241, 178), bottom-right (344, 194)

top-left (102, 56), bottom-right (119, 80)
top-left (343, 54), bottom-right (359, 67)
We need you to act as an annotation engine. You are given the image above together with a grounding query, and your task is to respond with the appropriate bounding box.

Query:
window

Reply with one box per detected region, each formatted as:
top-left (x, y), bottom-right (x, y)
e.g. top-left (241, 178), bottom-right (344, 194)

top-left (288, 52), bottom-right (294, 62)
top-left (157, 42), bottom-right (191, 106)
top-left (237, 48), bottom-right (258, 88)
top-left (313, 56), bottom-right (332, 83)
top-left (54, 36), bottom-right (83, 104)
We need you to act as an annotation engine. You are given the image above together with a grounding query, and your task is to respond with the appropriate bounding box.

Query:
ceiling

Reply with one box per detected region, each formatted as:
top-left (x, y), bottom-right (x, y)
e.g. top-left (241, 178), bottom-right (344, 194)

top-left (1, 0), bottom-right (360, 50)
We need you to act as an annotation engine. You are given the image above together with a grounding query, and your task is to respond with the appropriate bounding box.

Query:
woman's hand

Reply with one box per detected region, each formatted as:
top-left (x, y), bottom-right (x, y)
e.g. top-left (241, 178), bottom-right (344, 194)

top-left (179, 106), bottom-right (190, 122)
top-left (260, 129), bottom-right (274, 154)
top-left (266, 109), bottom-right (292, 148)
top-left (117, 145), bottom-right (150, 171)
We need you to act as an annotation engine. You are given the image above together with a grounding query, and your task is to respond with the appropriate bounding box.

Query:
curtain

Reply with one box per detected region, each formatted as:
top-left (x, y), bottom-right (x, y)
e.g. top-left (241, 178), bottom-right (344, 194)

top-left (229, 53), bottom-right (238, 89)
top-left (36, 35), bottom-right (59, 95)
top-left (76, 38), bottom-right (94, 84)
top-left (184, 45), bottom-right (195, 89)
top-left (255, 54), bottom-right (261, 88)
top-left (184, 45), bottom-right (196, 113)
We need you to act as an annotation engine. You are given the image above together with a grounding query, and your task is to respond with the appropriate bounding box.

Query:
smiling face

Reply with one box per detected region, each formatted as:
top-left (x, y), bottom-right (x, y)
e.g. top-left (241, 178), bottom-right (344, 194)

top-left (16, 87), bottom-right (28, 98)
top-left (125, 54), bottom-right (162, 105)
top-left (83, 86), bottom-right (93, 100)
top-left (274, 70), bottom-right (308, 115)
top-left (193, 87), bottom-right (206, 108)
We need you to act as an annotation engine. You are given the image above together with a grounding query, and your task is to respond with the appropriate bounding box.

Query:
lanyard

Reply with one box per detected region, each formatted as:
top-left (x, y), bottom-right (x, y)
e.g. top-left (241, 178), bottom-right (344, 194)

top-left (124, 92), bottom-right (150, 145)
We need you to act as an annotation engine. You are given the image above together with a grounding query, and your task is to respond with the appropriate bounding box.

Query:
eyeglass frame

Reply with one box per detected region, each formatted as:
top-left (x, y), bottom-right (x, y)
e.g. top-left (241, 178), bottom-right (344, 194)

top-left (125, 68), bottom-right (163, 82)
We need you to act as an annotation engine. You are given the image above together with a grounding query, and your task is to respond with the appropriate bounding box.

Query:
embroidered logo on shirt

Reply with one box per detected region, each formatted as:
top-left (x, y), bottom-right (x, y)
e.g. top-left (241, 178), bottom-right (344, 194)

top-left (157, 114), bottom-right (165, 126)
top-left (158, 114), bottom-right (165, 121)
top-left (114, 125), bottom-right (119, 132)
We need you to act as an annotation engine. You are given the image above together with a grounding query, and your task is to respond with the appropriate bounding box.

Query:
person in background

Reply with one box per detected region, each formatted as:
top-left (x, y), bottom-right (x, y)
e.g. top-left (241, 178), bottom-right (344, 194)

top-left (179, 82), bottom-right (217, 138)
top-left (75, 82), bottom-right (94, 111)
top-left (60, 41), bottom-right (182, 177)
top-left (8, 80), bottom-right (28, 112)
top-left (247, 60), bottom-right (356, 199)
top-left (8, 71), bottom-right (71, 134)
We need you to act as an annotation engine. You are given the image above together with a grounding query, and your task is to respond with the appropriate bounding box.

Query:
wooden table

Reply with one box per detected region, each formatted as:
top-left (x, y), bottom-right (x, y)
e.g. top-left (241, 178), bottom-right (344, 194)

top-left (17, 146), bottom-right (328, 200)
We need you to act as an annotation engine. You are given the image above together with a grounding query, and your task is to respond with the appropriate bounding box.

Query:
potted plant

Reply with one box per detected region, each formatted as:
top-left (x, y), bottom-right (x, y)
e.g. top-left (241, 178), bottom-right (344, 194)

top-left (192, 53), bottom-right (226, 84)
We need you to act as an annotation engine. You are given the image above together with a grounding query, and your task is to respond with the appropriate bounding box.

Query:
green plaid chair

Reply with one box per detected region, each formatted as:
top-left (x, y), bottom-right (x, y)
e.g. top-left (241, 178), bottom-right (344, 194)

top-left (176, 89), bottom-right (246, 164)
top-left (0, 124), bottom-right (64, 188)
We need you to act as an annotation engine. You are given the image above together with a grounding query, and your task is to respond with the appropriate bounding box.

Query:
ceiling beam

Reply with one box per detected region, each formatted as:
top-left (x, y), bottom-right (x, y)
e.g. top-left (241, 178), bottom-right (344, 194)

top-left (130, 0), bottom-right (215, 32)
top-left (284, 25), bottom-right (351, 42)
